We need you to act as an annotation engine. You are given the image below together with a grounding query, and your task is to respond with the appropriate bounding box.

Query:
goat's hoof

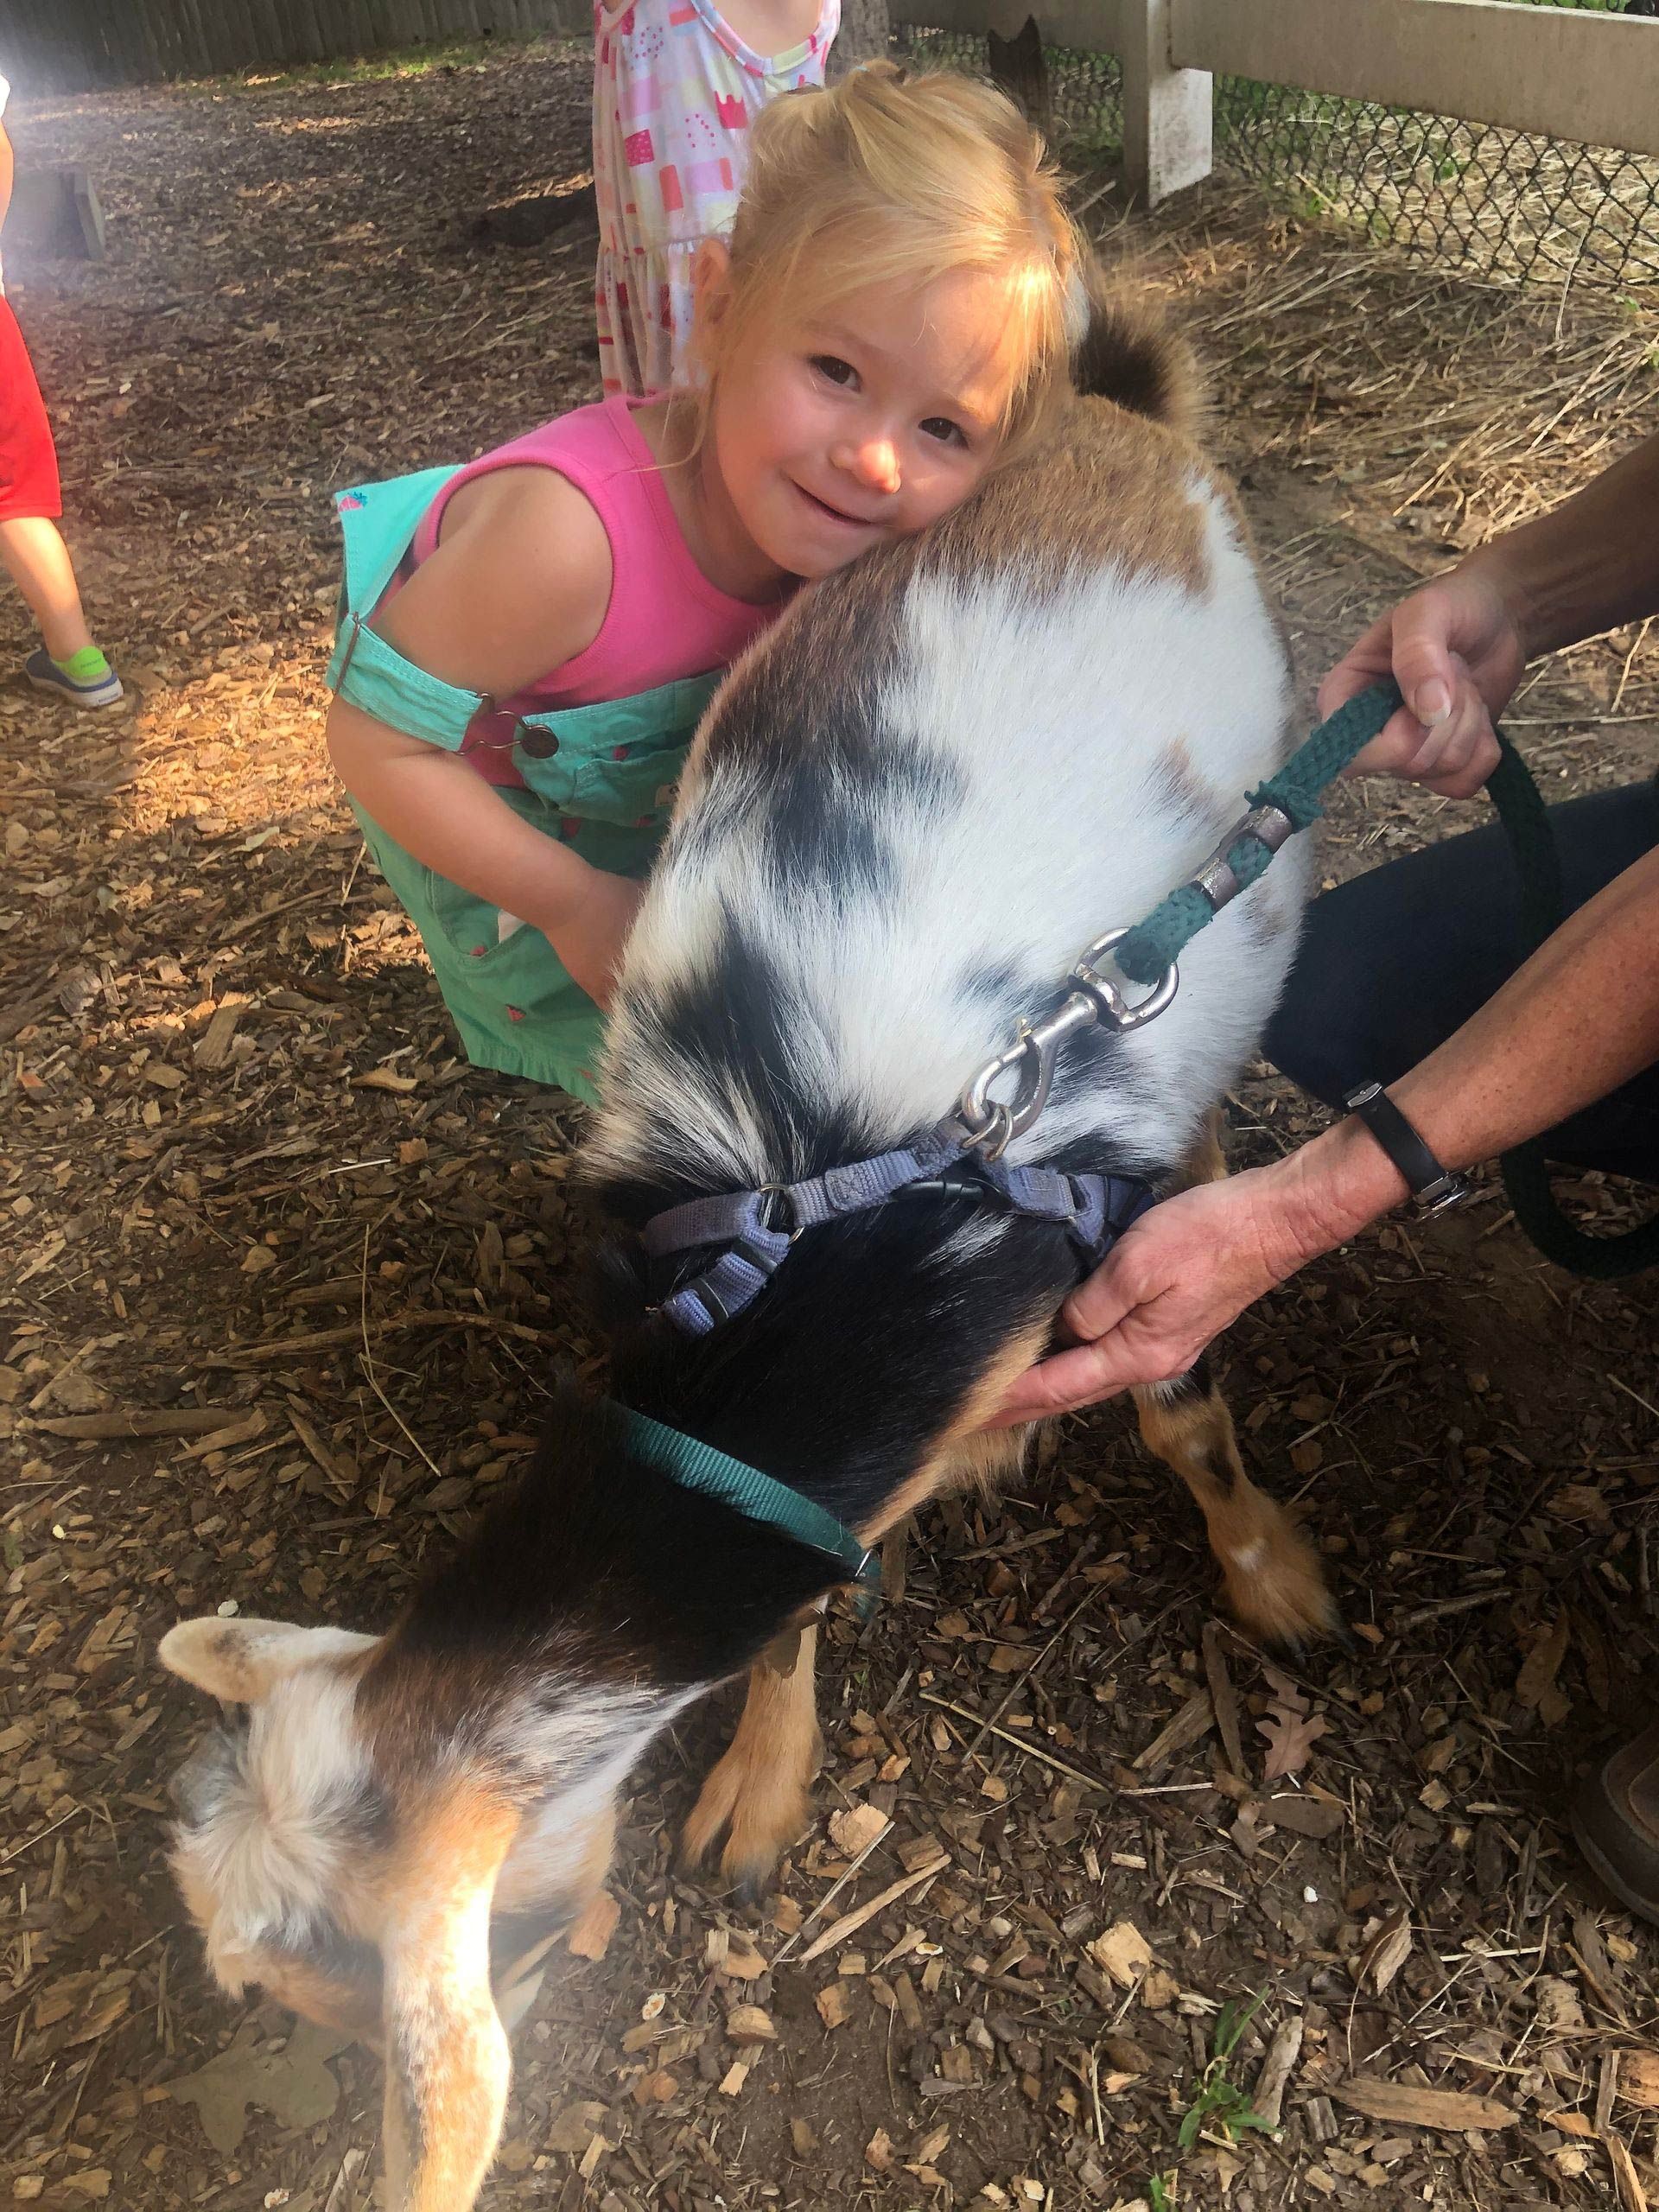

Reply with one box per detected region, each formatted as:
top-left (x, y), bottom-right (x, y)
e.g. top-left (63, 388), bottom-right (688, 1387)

top-left (680, 1730), bottom-right (821, 1895)
top-left (1221, 1519), bottom-right (1343, 1653)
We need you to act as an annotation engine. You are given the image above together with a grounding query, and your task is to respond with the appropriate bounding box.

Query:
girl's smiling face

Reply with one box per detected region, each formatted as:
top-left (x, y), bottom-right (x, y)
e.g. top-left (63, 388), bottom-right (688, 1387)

top-left (702, 257), bottom-right (1021, 582)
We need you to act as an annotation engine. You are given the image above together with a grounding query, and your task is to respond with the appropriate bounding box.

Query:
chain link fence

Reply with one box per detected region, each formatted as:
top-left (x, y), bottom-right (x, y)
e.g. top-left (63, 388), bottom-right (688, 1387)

top-left (894, 8), bottom-right (1659, 291)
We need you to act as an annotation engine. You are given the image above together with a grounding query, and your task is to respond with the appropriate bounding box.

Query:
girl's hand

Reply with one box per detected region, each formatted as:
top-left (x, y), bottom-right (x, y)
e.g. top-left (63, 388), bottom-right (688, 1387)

top-left (987, 1169), bottom-right (1311, 1427)
top-left (1319, 565), bottom-right (1528, 799)
top-left (542, 867), bottom-right (646, 1009)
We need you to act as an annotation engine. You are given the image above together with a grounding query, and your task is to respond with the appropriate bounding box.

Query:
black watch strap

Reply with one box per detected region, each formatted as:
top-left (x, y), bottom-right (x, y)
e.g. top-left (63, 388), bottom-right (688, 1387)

top-left (1343, 1082), bottom-right (1471, 1215)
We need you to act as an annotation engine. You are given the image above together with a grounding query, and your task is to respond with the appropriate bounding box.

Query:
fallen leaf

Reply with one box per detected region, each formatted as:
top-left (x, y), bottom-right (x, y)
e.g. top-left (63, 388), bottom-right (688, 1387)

top-left (1262, 1792), bottom-right (1345, 1839)
top-left (1259, 1705), bottom-right (1328, 1781)
top-left (547, 2101), bottom-right (607, 2154)
top-left (1257, 1666), bottom-right (1330, 1780)
top-left (170, 2018), bottom-right (348, 2155)
top-left (1516, 1615), bottom-right (1571, 1709)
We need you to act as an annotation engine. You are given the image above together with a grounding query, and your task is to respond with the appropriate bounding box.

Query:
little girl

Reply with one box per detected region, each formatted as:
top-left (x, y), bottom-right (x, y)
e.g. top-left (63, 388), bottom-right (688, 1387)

top-left (594, 0), bottom-right (839, 398)
top-left (327, 65), bottom-right (1087, 1104)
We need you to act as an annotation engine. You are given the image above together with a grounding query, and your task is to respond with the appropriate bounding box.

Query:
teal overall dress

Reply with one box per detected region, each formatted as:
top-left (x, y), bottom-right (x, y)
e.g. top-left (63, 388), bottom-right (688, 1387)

top-left (327, 468), bottom-right (720, 1104)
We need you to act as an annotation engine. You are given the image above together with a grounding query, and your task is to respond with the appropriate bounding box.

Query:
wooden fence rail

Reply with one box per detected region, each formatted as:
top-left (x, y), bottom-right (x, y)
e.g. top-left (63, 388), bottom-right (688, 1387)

top-left (0, 0), bottom-right (585, 93)
top-left (918, 0), bottom-right (1659, 200)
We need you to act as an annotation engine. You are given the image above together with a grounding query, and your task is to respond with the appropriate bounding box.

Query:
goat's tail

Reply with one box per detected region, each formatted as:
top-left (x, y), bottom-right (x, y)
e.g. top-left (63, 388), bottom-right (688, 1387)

top-left (1070, 270), bottom-right (1205, 438)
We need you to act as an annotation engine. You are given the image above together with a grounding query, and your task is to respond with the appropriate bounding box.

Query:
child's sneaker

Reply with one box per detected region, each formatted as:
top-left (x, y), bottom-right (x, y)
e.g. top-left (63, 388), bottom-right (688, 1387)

top-left (25, 645), bottom-right (124, 709)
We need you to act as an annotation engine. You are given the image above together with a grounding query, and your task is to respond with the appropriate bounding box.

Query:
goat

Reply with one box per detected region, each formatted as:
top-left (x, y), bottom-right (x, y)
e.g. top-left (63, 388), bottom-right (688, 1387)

top-left (160, 293), bottom-right (1335, 2210)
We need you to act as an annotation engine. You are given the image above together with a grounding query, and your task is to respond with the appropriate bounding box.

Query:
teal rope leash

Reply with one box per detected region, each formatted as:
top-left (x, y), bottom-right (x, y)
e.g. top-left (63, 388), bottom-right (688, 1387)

top-left (1116, 683), bottom-right (1403, 987)
top-left (1117, 680), bottom-right (1656, 1279)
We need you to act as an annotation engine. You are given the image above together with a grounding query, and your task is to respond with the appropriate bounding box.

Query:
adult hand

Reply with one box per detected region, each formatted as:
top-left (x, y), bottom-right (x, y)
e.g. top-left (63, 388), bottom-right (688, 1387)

top-left (543, 866), bottom-right (647, 1008)
top-left (1320, 564), bottom-right (1528, 799)
top-left (988, 1166), bottom-right (1312, 1428)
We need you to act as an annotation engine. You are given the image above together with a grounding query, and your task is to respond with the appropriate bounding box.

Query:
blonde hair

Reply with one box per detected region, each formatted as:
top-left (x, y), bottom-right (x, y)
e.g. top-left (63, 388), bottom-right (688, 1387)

top-left (687, 63), bottom-right (1086, 454)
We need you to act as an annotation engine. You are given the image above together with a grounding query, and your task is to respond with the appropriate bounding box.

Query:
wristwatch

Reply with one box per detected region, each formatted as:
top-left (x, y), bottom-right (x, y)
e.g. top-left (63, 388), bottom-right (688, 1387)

top-left (1342, 1082), bottom-right (1471, 1215)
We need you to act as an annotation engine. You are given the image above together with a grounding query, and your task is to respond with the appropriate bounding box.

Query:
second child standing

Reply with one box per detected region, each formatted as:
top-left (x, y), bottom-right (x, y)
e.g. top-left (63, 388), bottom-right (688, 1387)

top-left (594, 0), bottom-right (840, 397)
top-left (327, 67), bottom-right (1089, 1103)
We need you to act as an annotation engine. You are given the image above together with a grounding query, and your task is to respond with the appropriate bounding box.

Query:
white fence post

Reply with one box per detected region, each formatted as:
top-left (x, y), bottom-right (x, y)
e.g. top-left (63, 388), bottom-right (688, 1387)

top-left (1120, 0), bottom-right (1212, 206)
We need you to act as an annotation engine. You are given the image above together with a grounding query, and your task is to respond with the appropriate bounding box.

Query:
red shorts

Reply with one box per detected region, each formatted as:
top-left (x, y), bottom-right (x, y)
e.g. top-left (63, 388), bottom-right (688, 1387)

top-left (0, 296), bottom-right (63, 523)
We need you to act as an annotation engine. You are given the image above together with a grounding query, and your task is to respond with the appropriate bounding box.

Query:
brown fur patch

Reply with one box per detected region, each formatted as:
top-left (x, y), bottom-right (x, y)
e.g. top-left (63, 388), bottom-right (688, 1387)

top-left (1150, 736), bottom-right (1227, 831)
top-left (378, 1788), bottom-right (523, 2212)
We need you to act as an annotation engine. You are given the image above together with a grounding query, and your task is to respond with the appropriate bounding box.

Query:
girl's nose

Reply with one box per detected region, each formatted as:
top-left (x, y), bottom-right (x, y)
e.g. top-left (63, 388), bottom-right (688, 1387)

top-left (833, 433), bottom-right (901, 499)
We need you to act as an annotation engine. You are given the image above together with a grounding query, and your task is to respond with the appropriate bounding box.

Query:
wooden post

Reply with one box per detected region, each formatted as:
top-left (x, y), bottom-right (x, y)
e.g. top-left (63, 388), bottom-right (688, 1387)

top-left (1120, 0), bottom-right (1211, 206)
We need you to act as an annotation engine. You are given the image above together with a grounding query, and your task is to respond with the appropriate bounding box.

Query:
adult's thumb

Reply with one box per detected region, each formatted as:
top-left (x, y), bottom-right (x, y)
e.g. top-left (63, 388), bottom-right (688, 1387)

top-left (1390, 609), bottom-right (1459, 728)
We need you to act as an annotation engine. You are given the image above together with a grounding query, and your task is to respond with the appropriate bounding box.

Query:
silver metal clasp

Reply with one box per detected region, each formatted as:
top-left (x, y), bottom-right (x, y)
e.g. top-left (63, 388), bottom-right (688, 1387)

top-left (957, 992), bottom-right (1098, 1160)
top-left (955, 929), bottom-right (1180, 1160)
top-left (1069, 926), bottom-right (1180, 1032)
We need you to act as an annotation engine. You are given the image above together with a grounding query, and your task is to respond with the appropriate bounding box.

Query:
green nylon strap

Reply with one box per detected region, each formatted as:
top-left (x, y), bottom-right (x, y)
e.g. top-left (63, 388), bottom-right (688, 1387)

top-left (1116, 682), bottom-right (1405, 987)
top-left (617, 1405), bottom-right (879, 1608)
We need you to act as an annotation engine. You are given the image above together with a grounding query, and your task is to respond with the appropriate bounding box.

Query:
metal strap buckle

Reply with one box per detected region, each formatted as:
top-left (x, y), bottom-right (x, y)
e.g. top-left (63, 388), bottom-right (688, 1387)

top-left (1194, 804), bottom-right (1295, 912)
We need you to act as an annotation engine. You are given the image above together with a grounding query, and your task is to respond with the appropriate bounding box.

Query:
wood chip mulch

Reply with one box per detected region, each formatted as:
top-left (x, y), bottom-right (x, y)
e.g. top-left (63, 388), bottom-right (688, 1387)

top-left (2, 37), bottom-right (1657, 2212)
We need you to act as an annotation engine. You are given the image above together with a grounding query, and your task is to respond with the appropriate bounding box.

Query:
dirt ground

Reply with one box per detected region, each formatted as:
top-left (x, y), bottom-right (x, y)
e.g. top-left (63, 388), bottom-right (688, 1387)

top-left (3, 37), bottom-right (1659, 2212)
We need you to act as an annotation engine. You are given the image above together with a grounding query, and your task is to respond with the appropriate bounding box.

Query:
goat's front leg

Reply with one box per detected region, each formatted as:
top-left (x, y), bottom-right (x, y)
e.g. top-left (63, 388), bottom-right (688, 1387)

top-left (681, 1622), bottom-right (821, 1900)
top-left (1128, 1109), bottom-right (1341, 1651)
top-left (1133, 1363), bottom-right (1339, 1651)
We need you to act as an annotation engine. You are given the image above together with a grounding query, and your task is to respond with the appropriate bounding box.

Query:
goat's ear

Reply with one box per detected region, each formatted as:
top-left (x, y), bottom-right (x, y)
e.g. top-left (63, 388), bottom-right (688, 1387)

top-left (159, 1617), bottom-right (378, 1703)
top-left (378, 1791), bottom-right (524, 2212)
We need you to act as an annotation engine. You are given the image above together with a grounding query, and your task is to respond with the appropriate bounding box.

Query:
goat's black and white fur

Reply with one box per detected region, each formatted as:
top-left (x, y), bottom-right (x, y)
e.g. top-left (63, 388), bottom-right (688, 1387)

top-left (161, 298), bottom-right (1334, 2212)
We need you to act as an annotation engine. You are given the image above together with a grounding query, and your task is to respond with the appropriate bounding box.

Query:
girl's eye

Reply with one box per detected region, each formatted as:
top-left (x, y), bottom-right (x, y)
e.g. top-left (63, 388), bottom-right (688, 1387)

top-left (811, 355), bottom-right (857, 388)
top-left (921, 416), bottom-right (968, 448)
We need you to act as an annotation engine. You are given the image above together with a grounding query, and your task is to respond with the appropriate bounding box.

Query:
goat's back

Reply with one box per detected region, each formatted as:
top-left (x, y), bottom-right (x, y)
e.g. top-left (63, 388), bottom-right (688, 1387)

top-left (594, 392), bottom-right (1304, 1200)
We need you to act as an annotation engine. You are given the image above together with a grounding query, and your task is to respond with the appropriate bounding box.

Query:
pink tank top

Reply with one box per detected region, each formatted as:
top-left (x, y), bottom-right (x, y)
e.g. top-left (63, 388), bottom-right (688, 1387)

top-left (409, 395), bottom-right (781, 789)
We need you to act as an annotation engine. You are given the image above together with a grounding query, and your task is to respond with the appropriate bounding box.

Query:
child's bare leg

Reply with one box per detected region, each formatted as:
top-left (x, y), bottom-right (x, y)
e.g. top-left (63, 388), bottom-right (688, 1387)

top-left (0, 516), bottom-right (95, 660)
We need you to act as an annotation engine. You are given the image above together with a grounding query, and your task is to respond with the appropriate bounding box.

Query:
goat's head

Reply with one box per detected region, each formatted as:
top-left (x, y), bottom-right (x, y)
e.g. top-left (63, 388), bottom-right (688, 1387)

top-left (159, 1611), bottom-right (632, 2211)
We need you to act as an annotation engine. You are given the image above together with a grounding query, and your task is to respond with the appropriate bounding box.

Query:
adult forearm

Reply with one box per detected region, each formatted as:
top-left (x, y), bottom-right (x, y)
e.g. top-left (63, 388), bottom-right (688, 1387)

top-left (0, 129), bottom-right (14, 234)
top-left (1280, 843), bottom-right (1659, 1261)
top-left (1465, 429), bottom-right (1659, 661)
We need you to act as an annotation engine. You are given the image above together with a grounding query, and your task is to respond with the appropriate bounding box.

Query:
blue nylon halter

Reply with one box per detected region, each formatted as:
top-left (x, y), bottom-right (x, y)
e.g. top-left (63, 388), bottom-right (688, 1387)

top-left (643, 1119), bottom-right (1156, 1338)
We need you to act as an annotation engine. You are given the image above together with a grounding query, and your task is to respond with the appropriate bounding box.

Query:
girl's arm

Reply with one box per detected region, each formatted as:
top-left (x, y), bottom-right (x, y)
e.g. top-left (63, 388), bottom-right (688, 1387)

top-left (327, 469), bottom-right (639, 1001)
